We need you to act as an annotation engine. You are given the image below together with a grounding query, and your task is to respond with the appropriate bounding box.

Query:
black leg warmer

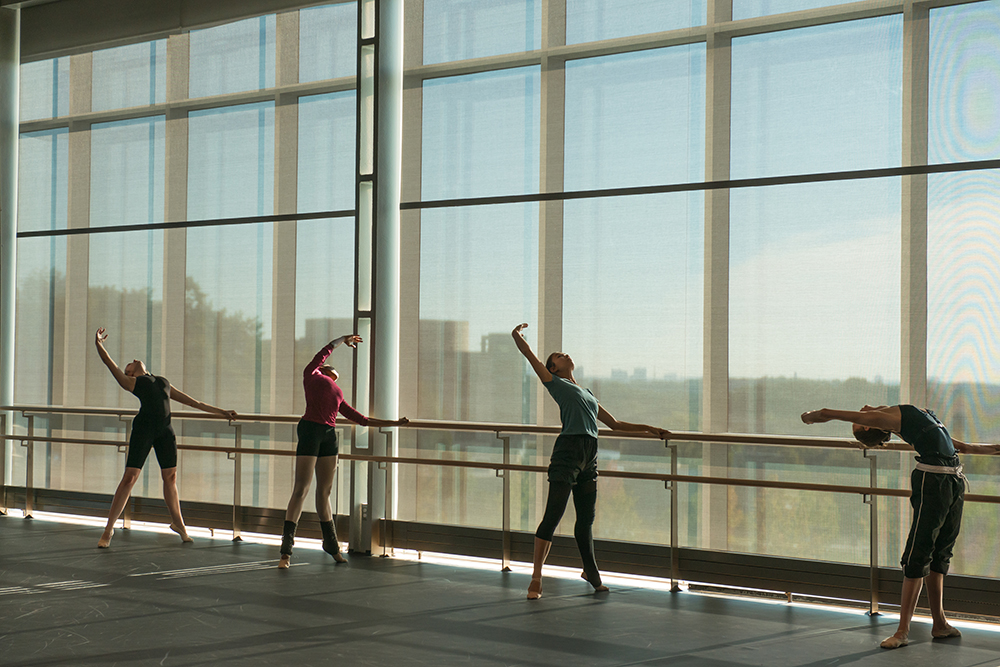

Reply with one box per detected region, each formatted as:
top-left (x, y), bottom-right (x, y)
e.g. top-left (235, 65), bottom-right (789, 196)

top-left (280, 520), bottom-right (297, 556)
top-left (320, 520), bottom-right (341, 556)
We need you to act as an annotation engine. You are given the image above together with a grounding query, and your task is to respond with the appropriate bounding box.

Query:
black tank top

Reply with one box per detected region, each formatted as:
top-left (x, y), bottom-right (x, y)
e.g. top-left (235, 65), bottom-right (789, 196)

top-left (898, 404), bottom-right (956, 465)
top-left (132, 375), bottom-right (172, 425)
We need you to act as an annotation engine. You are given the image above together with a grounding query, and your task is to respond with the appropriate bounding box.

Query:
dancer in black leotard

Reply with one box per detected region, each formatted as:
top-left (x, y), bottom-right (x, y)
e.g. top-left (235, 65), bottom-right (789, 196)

top-left (95, 328), bottom-right (237, 548)
top-left (512, 323), bottom-right (670, 599)
top-left (801, 404), bottom-right (1000, 648)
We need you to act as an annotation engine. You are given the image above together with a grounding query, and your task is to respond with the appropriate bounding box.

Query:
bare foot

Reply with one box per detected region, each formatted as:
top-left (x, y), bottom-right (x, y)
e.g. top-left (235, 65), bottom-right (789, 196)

top-left (932, 624), bottom-right (961, 639)
top-left (278, 554), bottom-right (291, 570)
top-left (581, 571), bottom-right (609, 592)
top-left (98, 529), bottom-right (114, 548)
top-left (880, 633), bottom-right (908, 649)
top-left (527, 577), bottom-right (542, 600)
top-left (169, 523), bottom-right (194, 543)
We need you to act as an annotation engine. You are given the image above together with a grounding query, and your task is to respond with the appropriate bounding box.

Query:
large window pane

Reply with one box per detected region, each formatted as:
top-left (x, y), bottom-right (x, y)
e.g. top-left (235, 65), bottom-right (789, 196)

top-left (295, 218), bottom-right (357, 416)
top-left (14, 238), bottom-right (67, 405)
top-left (299, 2), bottom-right (357, 82)
top-left (19, 57), bottom-right (69, 121)
top-left (929, 1), bottom-right (1000, 163)
top-left (730, 179), bottom-right (901, 436)
top-left (422, 67), bottom-right (540, 200)
top-left (564, 45), bottom-right (705, 191)
top-left (92, 40), bottom-right (167, 112)
top-left (566, 0), bottom-right (706, 44)
top-left (189, 15), bottom-right (276, 98)
top-left (86, 230), bottom-right (164, 408)
top-left (186, 103), bottom-right (275, 415)
top-left (417, 204), bottom-right (538, 423)
top-left (188, 103), bottom-right (275, 220)
top-left (563, 193), bottom-right (703, 430)
top-left (928, 169), bottom-right (1000, 443)
top-left (90, 117), bottom-right (165, 227)
top-left (731, 16), bottom-right (902, 179)
top-left (17, 129), bottom-right (68, 232)
top-left (423, 0), bottom-right (540, 65)
top-left (297, 92), bottom-right (356, 213)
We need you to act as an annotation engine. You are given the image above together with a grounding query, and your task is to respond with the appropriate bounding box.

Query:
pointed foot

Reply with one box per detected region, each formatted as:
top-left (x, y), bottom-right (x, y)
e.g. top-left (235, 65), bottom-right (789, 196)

top-left (97, 529), bottom-right (114, 549)
top-left (527, 577), bottom-right (542, 600)
top-left (880, 634), bottom-right (908, 649)
top-left (169, 524), bottom-right (194, 543)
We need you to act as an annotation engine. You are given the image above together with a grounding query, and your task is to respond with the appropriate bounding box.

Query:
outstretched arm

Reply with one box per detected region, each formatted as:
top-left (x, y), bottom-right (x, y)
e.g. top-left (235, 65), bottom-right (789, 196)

top-left (304, 334), bottom-right (363, 376)
top-left (94, 328), bottom-right (136, 392)
top-left (597, 405), bottom-right (670, 439)
top-left (511, 323), bottom-right (552, 383)
top-left (368, 417), bottom-right (410, 428)
top-left (951, 438), bottom-right (1000, 456)
top-left (800, 407), bottom-right (901, 432)
top-left (169, 388), bottom-right (237, 420)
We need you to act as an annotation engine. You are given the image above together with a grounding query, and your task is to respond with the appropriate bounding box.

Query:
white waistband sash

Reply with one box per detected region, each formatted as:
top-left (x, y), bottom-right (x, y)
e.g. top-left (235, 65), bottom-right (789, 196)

top-left (914, 461), bottom-right (969, 490)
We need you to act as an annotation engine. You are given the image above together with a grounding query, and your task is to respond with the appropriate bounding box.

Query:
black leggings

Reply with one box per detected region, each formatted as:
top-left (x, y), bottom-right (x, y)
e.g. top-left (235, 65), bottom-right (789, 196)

top-left (535, 480), bottom-right (600, 584)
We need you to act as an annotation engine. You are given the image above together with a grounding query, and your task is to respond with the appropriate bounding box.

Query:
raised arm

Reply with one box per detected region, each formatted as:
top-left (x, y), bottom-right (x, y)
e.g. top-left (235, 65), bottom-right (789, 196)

top-left (597, 405), bottom-right (671, 439)
top-left (800, 406), bottom-right (901, 431)
top-left (304, 334), bottom-right (362, 376)
top-left (94, 328), bottom-right (136, 392)
top-left (511, 323), bottom-right (552, 383)
top-left (169, 387), bottom-right (237, 420)
top-left (951, 437), bottom-right (1000, 456)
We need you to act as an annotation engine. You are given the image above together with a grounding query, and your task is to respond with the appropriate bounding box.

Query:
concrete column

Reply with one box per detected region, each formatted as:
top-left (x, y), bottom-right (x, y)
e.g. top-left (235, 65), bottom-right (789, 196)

top-left (398, 0), bottom-right (421, 422)
top-left (271, 10), bottom-right (299, 417)
top-left (0, 8), bottom-right (19, 487)
top-left (162, 34), bottom-right (189, 386)
top-left (702, 0), bottom-right (733, 551)
top-left (367, 0), bottom-right (404, 550)
top-left (901, 2), bottom-right (928, 409)
top-left (59, 53), bottom-right (93, 491)
top-left (63, 53), bottom-right (92, 407)
top-left (538, 0), bottom-right (566, 428)
top-left (536, 0), bottom-right (567, 523)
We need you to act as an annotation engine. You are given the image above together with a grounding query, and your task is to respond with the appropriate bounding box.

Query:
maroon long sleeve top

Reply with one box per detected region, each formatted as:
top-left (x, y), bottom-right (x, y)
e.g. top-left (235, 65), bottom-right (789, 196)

top-left (301, 341), bottom-right (369, 428)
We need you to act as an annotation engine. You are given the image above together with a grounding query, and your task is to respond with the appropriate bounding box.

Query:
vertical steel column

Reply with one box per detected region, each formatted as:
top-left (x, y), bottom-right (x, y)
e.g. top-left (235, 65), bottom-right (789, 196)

top-left (865, 449), bottom-right (880, 615)
top-left (498, 433), bottom-right (512, 571)
top-left (0, 412), bottom-right (6, 513)
top-left (24, 414), bottom-right (33, 517)
top-left (0, 8), bottom-right (19, 485)
top-left (350, 0), bottom-right (377, 554)
top-left (232, 423), bottom-right (243, 541)
top-left (668, 443), bottom-right (680, 591)
top-left (703, 0), bottom-right (734, 551)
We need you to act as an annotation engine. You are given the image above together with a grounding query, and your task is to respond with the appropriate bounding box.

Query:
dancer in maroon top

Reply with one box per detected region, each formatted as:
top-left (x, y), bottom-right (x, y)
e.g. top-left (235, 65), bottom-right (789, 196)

top-left (278, 334), bottom-right (408, 568)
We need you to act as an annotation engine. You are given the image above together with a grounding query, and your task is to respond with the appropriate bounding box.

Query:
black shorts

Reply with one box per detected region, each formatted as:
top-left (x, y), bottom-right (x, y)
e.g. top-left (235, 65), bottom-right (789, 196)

top-left (126, 419), bottom-right (177, 469)
top-left (296, 419), bottom-right (340, 457)
top-left (547, 434), bottom-right (599, 486)
top-left (900, 466), bottom-right (964, 578)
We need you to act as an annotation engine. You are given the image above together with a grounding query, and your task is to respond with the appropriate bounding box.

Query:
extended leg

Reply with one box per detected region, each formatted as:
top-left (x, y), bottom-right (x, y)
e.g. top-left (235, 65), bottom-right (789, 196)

top-left (529, 482), bottom-right (572, 599)
top-left (162, 467), bottom-right (193, 542)
top-left (926, 571), bottom-right (960, 638)
top-left (279, 455), bottom-right (319, 569)
top-left (315, 455), bottom-right (346, 563)
top-left (572, 480), bottom-right (608, 592)
top-left (882, 576), bottom-right (922, 648)
top-left (99, 467), bottom-right (141, 548)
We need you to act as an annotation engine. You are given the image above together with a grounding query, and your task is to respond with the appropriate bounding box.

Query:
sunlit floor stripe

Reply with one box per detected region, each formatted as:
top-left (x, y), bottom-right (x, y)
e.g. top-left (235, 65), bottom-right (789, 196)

top-left (0, 587), bottom-right (45, 596)
top-left (129, 560), bottom-right (307, 580)
top-left (37, 581), bottom-right (109, 591)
